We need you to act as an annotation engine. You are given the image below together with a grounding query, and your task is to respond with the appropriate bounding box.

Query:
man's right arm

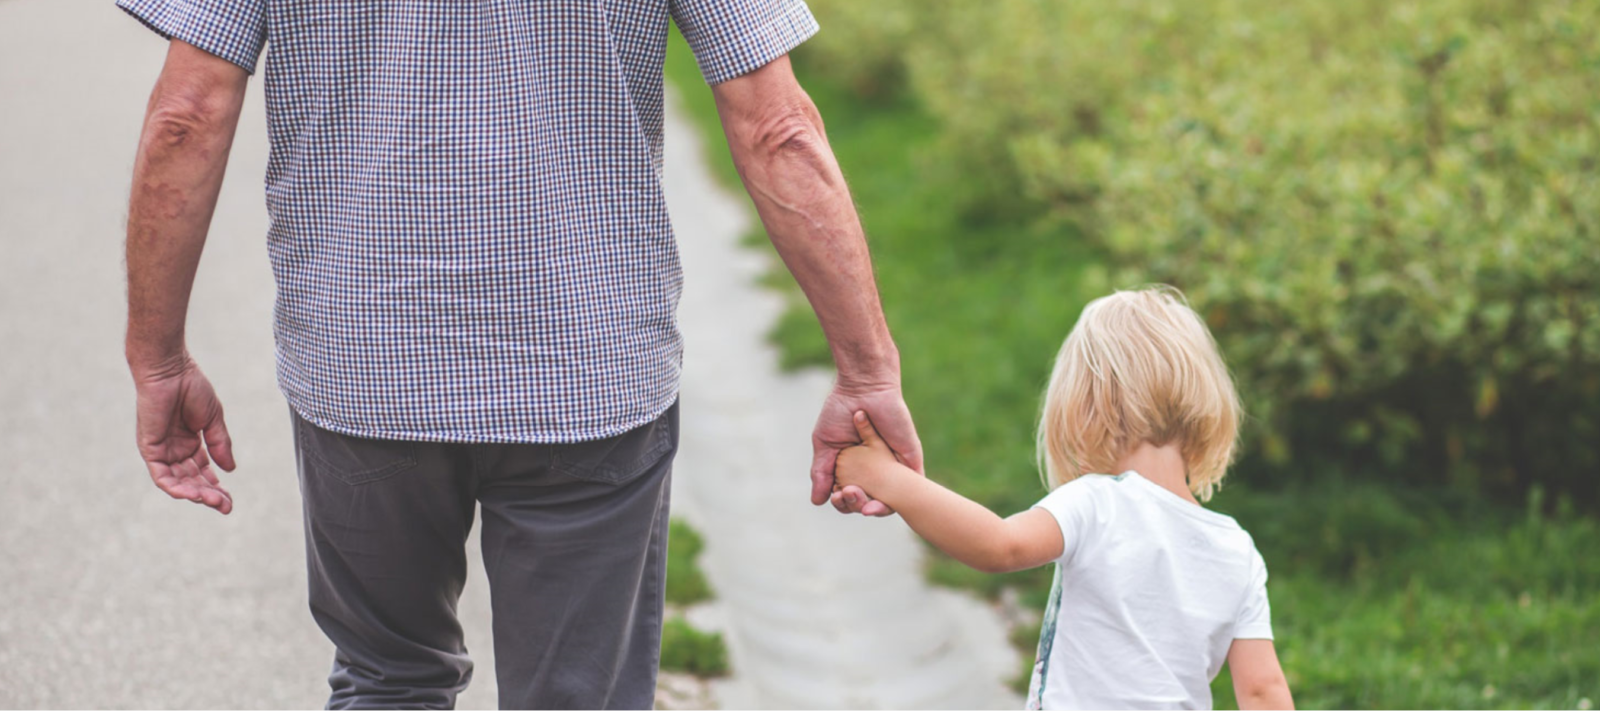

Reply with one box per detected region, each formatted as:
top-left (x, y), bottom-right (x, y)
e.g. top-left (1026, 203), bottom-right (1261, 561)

top-left (125, 40), bottom-right (250, 514)
top-left (711, 55), bottom-right (922, 516)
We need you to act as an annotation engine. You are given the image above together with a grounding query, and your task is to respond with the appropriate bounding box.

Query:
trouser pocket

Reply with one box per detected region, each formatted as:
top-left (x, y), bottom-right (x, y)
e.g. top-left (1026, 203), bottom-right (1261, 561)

top-left (293, 410), bottom-right (419, 485)
top-left (550, 401), bottom-right (678, 486)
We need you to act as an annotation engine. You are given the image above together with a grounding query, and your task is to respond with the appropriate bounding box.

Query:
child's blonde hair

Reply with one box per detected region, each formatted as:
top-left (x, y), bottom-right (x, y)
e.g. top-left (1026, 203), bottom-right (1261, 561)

top-left (1037, 286), bottom-right (1241, 501)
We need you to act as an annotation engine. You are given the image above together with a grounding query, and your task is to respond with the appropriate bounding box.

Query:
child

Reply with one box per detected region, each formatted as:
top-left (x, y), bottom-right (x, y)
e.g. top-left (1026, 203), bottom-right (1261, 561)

top-left (835, 286), bottom-right (1294, 710)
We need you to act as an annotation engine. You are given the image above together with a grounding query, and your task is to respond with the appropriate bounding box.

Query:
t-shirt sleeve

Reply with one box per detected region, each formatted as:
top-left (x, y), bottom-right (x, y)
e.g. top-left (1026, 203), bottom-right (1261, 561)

top-left (1234, 549), bottom-right (1275, 640)
top-left (669, 0), bottom-right (819, 85)
top-left (1030, 479), bottom-right (1100, 564)
top-left (116, 0), bottom-right (269, 74)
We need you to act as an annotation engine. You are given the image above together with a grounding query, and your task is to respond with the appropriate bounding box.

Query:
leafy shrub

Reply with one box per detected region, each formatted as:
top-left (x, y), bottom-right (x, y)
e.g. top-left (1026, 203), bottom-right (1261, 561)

top-left (667, 11), bottom-right (1600, 705)
top-left (821, 0), bottom-right (1600, 503)
top-left (795, 0), bottom-right (919, 100)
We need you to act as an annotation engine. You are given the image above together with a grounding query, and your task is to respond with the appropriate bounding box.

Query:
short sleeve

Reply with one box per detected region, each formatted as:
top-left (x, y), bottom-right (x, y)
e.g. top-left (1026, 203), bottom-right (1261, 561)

top-left (1234, 550), bottom-right (1274, 640)
top-left (1031, 478), bottom-right (1102, 564)
top-left (670, 0), bottom-right (820, 85)
top-left (116, 0), bottom-right (269, 74)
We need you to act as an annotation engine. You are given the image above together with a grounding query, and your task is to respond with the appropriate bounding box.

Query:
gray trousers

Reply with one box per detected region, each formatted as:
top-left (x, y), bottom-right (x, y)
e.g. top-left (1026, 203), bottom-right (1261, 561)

top-left (291, 403), bottom-right (678, 710)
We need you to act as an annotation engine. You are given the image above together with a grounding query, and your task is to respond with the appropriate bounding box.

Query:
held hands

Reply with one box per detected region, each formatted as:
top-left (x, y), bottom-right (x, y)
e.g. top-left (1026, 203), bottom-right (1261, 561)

top-left (834, 410), bottom-right (910, 497)
top-left (811, 382), bottom-right (923, 517)
top-left (131, 354), bottom-right (236, 514)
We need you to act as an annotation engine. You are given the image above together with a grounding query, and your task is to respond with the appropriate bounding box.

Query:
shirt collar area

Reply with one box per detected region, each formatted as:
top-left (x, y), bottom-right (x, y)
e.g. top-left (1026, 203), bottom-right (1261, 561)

top-left (1119, 470), bottom-right (1241, 529)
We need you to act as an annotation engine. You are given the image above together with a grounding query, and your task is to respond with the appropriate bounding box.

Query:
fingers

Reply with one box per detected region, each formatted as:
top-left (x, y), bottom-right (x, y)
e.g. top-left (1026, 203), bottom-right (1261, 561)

top-left (810, 445), bottom-right (838, 506)
top-left (851, 411), bottom-right (885, 446)
top-left (830, 486), bottom-right (896, 517)
top-left (830, 487), bottom-right (856, 514)
top-left (830, 489), bottom-right (851, 514)
top-left (203, 414), bottom-right (236, 472)
top-left (184, 480), bottom-right (233, 514)
top-left (861, 499), bottom-right (896, 517)
top-left (200, 485), bottom-right (233, 515)
top-left (148, 459), bottom-right (234, 515)
top-left (838, 485), bottom-right (882, 515)
top-left (872, 401), bottom-right (926, 474)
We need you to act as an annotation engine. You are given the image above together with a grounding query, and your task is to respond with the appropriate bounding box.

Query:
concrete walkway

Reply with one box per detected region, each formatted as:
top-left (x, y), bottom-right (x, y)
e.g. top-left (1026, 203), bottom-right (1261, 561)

top-left (662, 102), bottom-right (1019, 709)
top-left (0, 1), bottom-right (1017, 707)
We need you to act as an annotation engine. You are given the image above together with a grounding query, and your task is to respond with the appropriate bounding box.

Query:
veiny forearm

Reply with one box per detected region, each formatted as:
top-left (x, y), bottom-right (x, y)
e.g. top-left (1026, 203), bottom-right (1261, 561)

top-left (125, 45), bottom-right (246, 372)
top-left (715, 59), bottom-right (897, 384)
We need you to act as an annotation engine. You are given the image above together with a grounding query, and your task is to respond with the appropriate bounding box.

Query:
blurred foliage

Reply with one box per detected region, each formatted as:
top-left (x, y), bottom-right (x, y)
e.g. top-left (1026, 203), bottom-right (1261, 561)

top-left (659, 617), bottom-right (731, 678)
top-left (666, 4), bottom-right (1600, 705)
top-left (809, 0), bottom-right (1600, 504)
top-left (662, 520), bottom-right (728, 678)
top-left (666, 518), bottom-right (714, 606)
top-left (1212, 486), bottom-right (1600, 707)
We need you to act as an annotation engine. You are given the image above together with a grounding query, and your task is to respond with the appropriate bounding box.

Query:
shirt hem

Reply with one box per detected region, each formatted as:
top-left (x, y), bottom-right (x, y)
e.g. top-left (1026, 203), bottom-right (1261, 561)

top-left (1031, 501), bottom-right (1080, 564)
top-left (1233, 625), bottom-right (1275, 640)
top-left (283, 392), bottom-right (680, 445)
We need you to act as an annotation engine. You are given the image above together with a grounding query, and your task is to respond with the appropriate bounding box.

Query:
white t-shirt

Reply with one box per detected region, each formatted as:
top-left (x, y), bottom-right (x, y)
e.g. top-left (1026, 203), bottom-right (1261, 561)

top-left (1024, 471), bottom-right (1273, 710)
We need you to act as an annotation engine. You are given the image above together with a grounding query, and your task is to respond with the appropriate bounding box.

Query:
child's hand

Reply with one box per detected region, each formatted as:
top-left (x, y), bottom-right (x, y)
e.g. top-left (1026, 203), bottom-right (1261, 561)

top-left (835, 411), bottom-right (909, 493)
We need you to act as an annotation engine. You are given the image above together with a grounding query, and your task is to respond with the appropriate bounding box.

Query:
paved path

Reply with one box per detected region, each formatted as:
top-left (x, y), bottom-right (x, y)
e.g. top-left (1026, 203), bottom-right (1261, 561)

top-left (0, 1), bottom-right (1017, 707)
top-left (662, 102), bottom-right (1019, 710)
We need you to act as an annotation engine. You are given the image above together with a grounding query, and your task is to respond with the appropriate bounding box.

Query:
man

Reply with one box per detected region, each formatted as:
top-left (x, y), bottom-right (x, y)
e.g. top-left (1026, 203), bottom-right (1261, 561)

top-left (121, 0), bottom-right (919, 707)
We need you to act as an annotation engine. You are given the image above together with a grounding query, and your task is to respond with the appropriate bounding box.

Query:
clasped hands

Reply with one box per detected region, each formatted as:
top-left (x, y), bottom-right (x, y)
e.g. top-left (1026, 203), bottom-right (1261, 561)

top-left (811, 382), bottom-right (921, 517)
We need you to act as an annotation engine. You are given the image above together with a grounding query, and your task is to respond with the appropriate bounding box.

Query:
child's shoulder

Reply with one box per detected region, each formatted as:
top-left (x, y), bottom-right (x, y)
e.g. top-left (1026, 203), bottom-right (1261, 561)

top-left (1035, 472), bottom-right (1136, 517)
top-left (1048, 471), bottom-right (1252, 531)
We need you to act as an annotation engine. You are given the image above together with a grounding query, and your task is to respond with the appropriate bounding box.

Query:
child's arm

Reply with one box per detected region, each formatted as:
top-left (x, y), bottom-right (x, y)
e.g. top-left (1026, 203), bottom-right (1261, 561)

top-left (835, 412), bottom-right (1064, 574)
top-left (1227, 639), bottom-right (1294, 710)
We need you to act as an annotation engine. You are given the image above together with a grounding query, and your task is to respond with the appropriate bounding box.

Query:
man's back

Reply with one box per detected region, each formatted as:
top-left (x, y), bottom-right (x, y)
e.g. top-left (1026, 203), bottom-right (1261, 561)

top-left (119, 1), bottom-right (923, 705)
top-left (120, 0), bottom-right (818, 443)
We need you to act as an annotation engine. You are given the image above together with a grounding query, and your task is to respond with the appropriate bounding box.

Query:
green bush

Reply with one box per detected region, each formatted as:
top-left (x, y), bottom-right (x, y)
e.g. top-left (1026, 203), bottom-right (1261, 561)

top-left (796, 0), bottom-right (919, 100)
top-left (812, 0), bottom-right (1600, 504)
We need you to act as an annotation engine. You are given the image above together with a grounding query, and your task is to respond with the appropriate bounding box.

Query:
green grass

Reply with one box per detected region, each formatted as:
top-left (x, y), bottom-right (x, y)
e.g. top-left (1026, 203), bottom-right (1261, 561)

top-left (666, 518), bottom-right (714, 606)
top-left (660, 617), bottom-right (732, 678)
top-left (665, 25), bottom-right (1599, 710)
top-left (662, 518), bottom-right (727, 677)
top-left (1238, 491), bottom-right (1600, 707)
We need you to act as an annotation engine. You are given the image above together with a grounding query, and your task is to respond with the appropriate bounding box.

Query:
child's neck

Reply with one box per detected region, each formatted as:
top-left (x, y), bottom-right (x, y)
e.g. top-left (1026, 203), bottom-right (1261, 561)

top-left (1115, 442), bottom-right (1199, 505)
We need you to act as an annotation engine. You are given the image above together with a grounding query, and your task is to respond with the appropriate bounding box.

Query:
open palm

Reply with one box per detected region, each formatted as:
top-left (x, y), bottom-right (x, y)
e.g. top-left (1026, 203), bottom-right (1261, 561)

top-left (133, 357), bottom-right (236, 514)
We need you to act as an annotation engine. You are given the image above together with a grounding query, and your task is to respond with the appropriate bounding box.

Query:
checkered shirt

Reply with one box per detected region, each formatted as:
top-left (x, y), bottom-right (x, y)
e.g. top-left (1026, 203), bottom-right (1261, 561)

top-left (117, 0), bottom-right (819, 443)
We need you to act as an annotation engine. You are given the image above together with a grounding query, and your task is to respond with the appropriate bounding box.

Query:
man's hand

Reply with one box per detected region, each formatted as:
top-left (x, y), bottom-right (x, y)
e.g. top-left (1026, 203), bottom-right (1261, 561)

top-left (833, 409), bottom-right (913, 494)
top-left (812, 382), bottom-right (922, 517)
top-left (132, 355), bottom-right (236, 514)
top-left (124, 40), bottom-right (249, 515)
